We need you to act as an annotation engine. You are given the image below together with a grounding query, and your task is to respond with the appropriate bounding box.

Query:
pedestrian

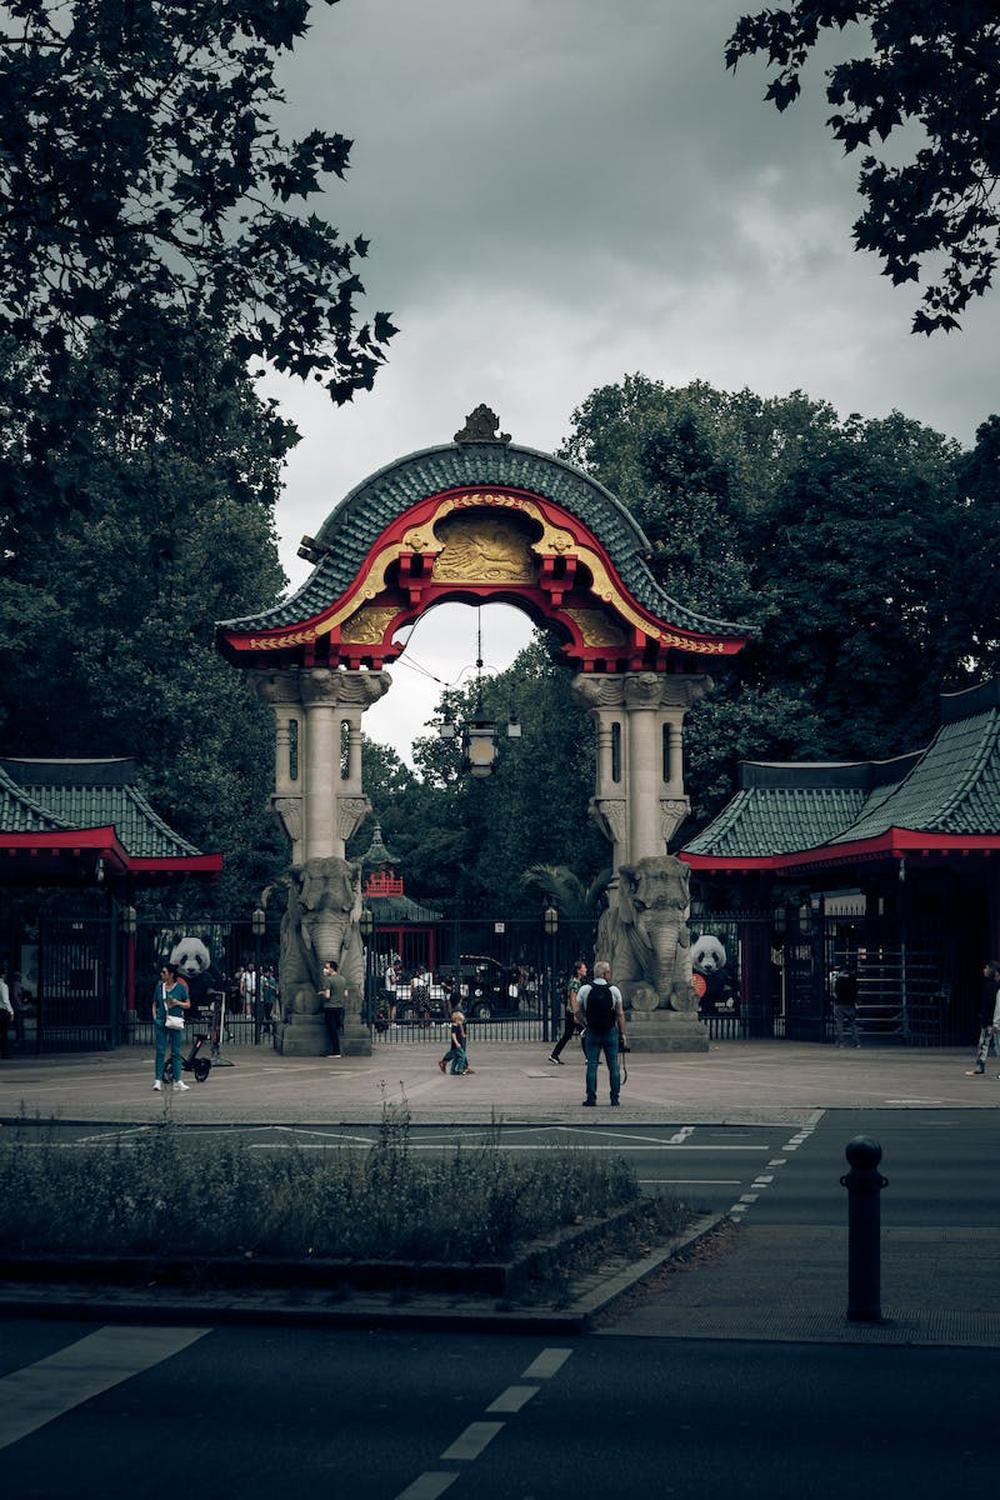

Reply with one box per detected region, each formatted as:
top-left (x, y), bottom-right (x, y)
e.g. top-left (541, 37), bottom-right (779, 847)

top-left (965, 960), bottom-right (1000, 1077)
top-left (0, 964), bottom-right (13, 1059)
top-left (320, 959), bottom-right (348, 1057)
top-left (832, 964), bottom-right (861, 1048)
top-left (153, 962), bottom-right (191, 1092)
top-left (549, 959), bottom-right (586, 1064)
top-left (577, 959), bottom-right (626, 1107)
top-left (438, 1009), bottom-right (474, 1075)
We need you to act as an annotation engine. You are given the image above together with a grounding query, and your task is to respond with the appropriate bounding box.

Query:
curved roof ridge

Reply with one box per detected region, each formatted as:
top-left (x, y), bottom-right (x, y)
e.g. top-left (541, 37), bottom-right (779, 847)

top-left (921, 708), bottom-right (999, 830)
top-left (0, 764), bottom-right (74, 832)
top-left (219, 439), bottom-right (750, 639)
top-left (122, 784), bottom-right (202, 858)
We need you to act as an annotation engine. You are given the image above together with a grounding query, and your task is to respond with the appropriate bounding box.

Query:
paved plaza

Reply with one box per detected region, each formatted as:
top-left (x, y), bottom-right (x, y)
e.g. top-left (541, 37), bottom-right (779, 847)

top-left (3, 1037), bottom-right (997, 1127)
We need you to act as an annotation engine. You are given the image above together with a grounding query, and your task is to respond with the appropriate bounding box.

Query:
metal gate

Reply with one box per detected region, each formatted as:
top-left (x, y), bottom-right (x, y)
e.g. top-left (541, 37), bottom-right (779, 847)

top-left (365, 914), bottom-right (596, 1046)
top-left (36, 915), bottom-right (118, 1051)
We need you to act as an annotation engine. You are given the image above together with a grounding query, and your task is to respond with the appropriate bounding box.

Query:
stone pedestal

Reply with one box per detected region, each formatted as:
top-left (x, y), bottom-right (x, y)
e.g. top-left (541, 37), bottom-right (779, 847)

top-left (340, 1016), bottom-right (372, 1057)
top-left (276, 1014), bottom-right (328, 1057)
top-left (627, 1010), bottom-right (708, 1053)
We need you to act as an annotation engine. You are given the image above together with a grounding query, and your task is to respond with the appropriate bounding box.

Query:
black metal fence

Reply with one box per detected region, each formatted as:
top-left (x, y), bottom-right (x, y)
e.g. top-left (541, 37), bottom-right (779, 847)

top-left (12, 900), bottom-right (972, 1054)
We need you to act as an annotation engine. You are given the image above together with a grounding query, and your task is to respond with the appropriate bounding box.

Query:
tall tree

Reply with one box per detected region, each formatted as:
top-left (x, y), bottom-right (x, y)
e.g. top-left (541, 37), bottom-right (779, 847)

top-left (563, 376), bottom-right (981, 830)
top-left (726, 1), bottom-right (1000, 331)
top-left (0, 330), bottom-right (292, 910)
top-left (0, 0), bottom-right (396, 422)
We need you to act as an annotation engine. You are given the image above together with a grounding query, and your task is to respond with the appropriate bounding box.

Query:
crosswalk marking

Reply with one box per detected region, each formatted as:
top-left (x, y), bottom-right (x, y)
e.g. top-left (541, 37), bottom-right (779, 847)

top-left (0, 1326), bottom-right (210, 1452)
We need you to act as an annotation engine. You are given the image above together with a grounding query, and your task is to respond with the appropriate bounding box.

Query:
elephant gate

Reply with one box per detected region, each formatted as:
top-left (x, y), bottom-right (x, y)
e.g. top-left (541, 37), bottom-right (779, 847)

top-left (217, 407), bottom-right (748, 1056)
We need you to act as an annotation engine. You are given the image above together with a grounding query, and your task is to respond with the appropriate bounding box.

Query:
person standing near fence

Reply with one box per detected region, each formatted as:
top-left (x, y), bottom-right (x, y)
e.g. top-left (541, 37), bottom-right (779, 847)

top-left (832, 964), bottom-right (861, 1048)
top-left (549, 959), bottom-right (586, 1065)
top-left (320, 959), bottom-right (347, 1058)
top-left (965, 960), bottom-right (1000, 1076)
top-left (0, 965), bottom-right (12, 1059)
top-left (152, 963), bottom-right (190, 1092)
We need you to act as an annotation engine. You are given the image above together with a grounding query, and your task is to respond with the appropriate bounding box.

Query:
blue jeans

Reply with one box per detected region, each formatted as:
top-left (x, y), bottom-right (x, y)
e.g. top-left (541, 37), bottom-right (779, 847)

top-left (155, 1022), bottom-right (183, 1082)
top-left (584, 1028), bottom-right (620, 1103)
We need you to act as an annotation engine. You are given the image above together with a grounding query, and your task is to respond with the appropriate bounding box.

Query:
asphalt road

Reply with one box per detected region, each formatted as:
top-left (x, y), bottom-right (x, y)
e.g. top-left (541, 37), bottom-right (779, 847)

top-left (2, 1320), bottom-right (997, 1499)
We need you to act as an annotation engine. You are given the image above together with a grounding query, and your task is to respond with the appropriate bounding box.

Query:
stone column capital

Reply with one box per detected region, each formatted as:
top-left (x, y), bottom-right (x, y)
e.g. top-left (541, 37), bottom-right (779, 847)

top-left (571, 672), bottom-right (626, 711)
top-left (248, 668), bottom-right (303, 707)
top-left (622, 672), bottom-right (712, 712)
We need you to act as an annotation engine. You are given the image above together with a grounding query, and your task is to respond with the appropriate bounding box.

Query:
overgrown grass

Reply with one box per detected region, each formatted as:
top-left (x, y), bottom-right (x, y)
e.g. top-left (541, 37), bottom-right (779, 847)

top-left (0, 1098), bottom-right (664, 1264)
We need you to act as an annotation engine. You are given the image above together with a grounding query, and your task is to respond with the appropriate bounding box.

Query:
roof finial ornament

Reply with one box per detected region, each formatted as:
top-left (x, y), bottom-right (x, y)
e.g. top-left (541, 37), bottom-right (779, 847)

top-left (454, 405), bottom-right (511, 445)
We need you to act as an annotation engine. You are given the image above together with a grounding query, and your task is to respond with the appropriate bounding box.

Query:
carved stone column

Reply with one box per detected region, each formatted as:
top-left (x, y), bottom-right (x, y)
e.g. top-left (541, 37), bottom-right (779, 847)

top-left (623, 673), bottom-right (663, 864)
top-left (300, 669), bottom-right (341, 859)
top-left (249, 669), bottom-right (306, 865)
top-left (571, 674), bottom-right (628, 875)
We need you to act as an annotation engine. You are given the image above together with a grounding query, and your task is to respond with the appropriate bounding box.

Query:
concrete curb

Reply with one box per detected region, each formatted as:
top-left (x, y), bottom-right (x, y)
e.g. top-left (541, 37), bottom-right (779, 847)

top-left (0, 1210), bottom-right (728, 1335)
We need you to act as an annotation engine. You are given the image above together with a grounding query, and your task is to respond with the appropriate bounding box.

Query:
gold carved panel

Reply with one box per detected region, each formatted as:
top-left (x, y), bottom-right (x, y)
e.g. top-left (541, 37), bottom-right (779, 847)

top-left (431, 516), bottom-right (537, 584)
top-left (339, 605), bottom-right (400, 645)
top-left (565, 608), bottom-right (627, 648)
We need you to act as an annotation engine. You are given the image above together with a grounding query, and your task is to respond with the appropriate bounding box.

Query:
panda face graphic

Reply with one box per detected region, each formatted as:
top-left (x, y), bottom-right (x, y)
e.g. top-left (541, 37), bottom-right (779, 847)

top-left (169, 937), bottom-right (212, 978)
top-left (691, 935), bottom-right (727, 975)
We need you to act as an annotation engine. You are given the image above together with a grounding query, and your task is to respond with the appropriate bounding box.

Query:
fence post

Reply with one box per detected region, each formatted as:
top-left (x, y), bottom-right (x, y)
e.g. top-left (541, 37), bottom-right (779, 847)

top-left (840, 1136), bottom-right (888, 1322)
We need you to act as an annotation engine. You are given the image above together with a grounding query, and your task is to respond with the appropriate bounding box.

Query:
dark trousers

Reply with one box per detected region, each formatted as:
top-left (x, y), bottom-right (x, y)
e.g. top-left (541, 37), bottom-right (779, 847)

top-left (323, 1006), bottom-right (343, 1054)
top-left (550, 1012), bottom-right (579, 1060)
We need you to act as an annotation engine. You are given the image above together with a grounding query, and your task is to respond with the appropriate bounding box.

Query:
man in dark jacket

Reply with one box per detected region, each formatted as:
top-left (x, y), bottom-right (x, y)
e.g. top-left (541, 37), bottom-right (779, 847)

top-left (965, 960), bottom-right (1000, 1077)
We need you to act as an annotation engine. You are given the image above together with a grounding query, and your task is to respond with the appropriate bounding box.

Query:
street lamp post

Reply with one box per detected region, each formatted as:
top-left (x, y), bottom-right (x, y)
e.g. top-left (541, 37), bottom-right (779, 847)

top-left (543, 902), bottom-right (559, 1046)
top-left (251, 906), bottom-right (266, 1045)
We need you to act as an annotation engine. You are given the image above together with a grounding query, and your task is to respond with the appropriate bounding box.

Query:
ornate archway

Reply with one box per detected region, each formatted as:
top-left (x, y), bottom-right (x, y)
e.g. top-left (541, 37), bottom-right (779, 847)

top-left (217, 408), bottom-right (748, 1053)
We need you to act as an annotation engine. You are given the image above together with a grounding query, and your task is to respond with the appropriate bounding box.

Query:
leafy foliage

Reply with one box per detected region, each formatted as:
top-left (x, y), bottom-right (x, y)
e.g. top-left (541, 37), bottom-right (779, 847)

top-left (0, 0), bottom-right (396, 407)
top-left (0, 330), bottom-right (291, 910)
top-left (726, 1), bottom-right (1000, 331)
top-left (563, 374), bottom-right (989, 830)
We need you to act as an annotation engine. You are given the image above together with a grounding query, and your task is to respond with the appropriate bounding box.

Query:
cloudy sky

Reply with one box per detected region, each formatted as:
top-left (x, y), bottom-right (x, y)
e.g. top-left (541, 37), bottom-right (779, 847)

top-left (259, 0), bottom-right (999, 763)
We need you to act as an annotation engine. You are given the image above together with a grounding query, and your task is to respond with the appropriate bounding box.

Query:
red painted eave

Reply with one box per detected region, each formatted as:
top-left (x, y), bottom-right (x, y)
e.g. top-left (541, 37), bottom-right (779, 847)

top-left (0, 826), bottom-right (130, 872)
top-left (128, 853), bottom-right (224, 876)
top-left (681, 827), bottom-right (1000, 873)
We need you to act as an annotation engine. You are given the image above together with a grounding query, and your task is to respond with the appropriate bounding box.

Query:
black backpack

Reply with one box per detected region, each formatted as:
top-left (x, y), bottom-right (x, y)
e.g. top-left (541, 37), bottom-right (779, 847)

top-left (583, 979), bottom-right (617, 1030)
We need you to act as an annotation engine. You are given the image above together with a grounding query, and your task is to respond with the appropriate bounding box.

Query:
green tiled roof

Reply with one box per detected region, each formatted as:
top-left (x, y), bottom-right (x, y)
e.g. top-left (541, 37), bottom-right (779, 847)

top-left (684, 676), bottom-right (1000, 859)
top-left (361, 821), bottom-right (400, 867)
top-left (0, 765), bottom-right (71, 834)
top-left (220, 442), bottom-right (747, 637)
top-left (0, 759), bottom-right (202, 858)
top-left (364, 894), bottom-right (443, 924)
top-left (684, 784), bottom-right (872, 858)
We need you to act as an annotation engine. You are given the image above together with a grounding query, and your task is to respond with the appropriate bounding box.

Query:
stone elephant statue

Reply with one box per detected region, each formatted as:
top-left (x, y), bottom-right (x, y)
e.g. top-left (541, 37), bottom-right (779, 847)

top-left (597, 855), bottom-right (695, 1013)
top-left (278, 856), bottom-right (365, 1020)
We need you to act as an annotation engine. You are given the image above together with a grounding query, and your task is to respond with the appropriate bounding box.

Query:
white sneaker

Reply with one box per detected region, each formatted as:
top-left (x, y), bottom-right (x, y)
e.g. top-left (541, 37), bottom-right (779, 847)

top-left (173, 1080), bottom-right (190, 1092)
top-left (152, 1080), bottom-right (162, 1091)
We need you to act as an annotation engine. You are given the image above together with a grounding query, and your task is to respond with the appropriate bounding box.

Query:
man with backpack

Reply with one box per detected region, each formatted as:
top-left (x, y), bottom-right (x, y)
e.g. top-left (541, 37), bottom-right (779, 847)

top-left (577, 959), bottom-right (627, 1107)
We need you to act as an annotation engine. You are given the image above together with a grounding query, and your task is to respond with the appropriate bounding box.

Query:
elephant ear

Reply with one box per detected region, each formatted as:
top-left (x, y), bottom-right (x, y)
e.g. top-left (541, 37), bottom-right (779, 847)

top-left (617, 866), bottom-right (640, 926)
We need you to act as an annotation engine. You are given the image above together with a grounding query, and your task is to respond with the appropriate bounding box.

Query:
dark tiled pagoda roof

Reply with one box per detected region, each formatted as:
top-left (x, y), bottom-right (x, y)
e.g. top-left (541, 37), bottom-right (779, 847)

top-left (219, 442), bottom-right (747, 638)
top-left (360, 821), bottom-right (400, 868)
top-left (366, 893), bottom-right (443, 924)
top-left (683, 676), bottom-right (1000, 865)
top-left (0, 758), bottom-right (204, 859)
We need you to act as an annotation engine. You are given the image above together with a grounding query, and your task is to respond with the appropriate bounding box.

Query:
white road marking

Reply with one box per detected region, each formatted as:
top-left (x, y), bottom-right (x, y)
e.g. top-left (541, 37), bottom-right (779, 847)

top-left (0, 1326), bottom-right (210, 1452)
top-left (767, 1158), bottom-right (787, 1167)
top-left (394, 1473), bottom-right (459, 1500)
top-left (738, 1193), bottom-right (759, 1203)
top-left (486, 1385), bottom-right (539, 1414)
top-left (440, 1422), bottom-right (506, 1461)
top-left (521, 1348), bottom-right (573, 1380)
top-left (752, 1175), bottom-right (775, 1185)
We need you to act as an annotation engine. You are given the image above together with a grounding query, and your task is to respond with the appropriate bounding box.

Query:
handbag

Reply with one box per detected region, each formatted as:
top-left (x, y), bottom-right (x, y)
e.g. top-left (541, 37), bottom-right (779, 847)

top-left (165, 1011), bottom-right (184, 1031)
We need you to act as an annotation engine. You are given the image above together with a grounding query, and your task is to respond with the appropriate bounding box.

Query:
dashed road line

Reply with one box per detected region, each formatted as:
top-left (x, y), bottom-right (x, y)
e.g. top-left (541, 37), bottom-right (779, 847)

top-left (522, 1348), bottom-right (573, 1379)
top-left (486, 1385), bottom-right (539, 1414)
top-left (440, 1422), bottom-right (506, 1461)
top-left (394, 1347), bottom-right (575, 1500)
top-left (727, 1110), bottom-right (824, 1220)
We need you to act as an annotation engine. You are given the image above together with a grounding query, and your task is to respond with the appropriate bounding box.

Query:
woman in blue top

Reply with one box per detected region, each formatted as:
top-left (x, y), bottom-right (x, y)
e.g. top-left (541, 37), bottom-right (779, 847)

top-left (152, 962), bottom-right (191, 1092)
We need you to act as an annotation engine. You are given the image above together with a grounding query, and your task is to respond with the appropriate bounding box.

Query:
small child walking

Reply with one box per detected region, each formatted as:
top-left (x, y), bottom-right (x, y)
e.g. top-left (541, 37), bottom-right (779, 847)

top-left (438, 1009), bottom-right (474, 1075)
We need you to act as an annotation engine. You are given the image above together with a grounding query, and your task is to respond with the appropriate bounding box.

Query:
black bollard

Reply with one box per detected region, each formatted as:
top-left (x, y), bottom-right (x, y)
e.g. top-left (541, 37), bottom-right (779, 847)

top-left (840, 1136), bottom-right (888, 1323)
